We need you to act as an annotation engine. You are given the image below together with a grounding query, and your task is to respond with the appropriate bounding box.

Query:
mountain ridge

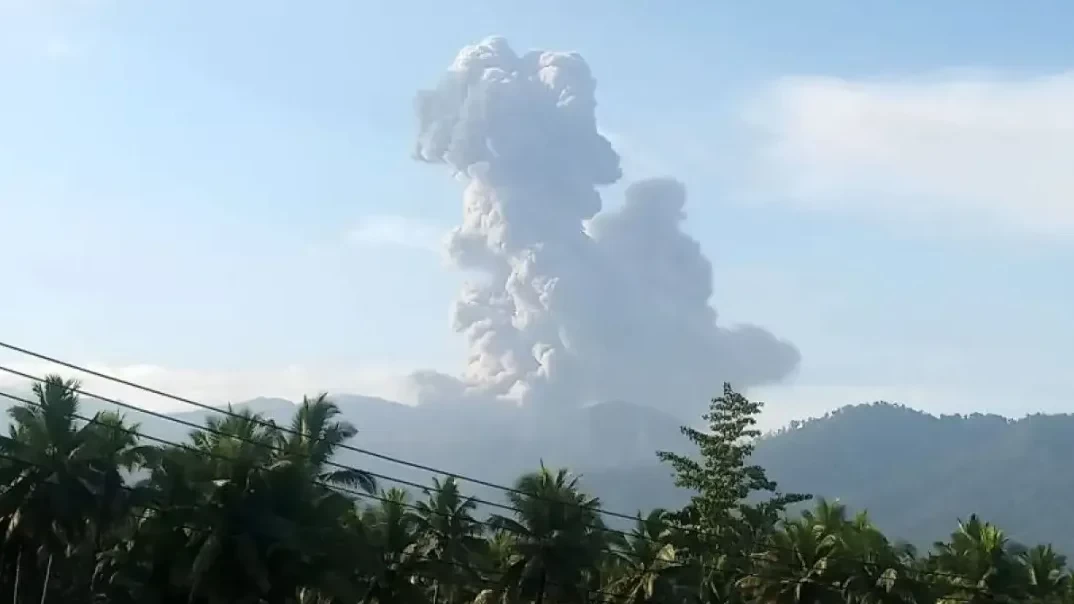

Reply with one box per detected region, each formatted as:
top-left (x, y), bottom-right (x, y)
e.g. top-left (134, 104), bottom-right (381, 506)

top-left (2, 387), bottom-right (1072, 550)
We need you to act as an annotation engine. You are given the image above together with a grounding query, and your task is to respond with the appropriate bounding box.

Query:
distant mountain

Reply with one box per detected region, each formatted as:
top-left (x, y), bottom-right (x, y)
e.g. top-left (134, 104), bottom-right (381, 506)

top-left (0, 389), bottom-right (690, 496)
top-left (770, 403), bottom-right (1074, 552)
top-left (5, 387), bottom-right (1074, 551)
top-left (585, 403), bottom-right (1074, 552)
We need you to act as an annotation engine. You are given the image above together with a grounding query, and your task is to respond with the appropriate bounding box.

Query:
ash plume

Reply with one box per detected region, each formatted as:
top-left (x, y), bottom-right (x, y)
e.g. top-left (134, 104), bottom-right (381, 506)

top-left (409, 36), bottom-right (799, 418)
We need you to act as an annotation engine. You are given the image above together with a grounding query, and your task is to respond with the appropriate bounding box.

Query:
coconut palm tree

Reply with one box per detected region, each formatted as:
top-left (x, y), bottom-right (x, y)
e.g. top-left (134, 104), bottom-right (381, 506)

top-left (190, 407), bottom-right (279, 473)
top-left (799, 498), bottom-right (849, 535)
top-left (0, 376), bottom-right (139, 604)
top-left (58, 410), bottom-right (155, 601)
top-left (931, 515), bottom-right (1029, 604)
top-left (79, 411), bottom-right (156, 545)
top-left (93, 397), bottom-right (371, 603)
top-left (184, 402), bottom-right (382, 604)
top-left (740, 517), bottom-right (842, 604)
top-left (606, 509), bottom-right (688, 604)
top-left (489, 464), bottom-right (608, 604)
top-left (1022, 544), bottom-right (1069, 604)
top-left (837, 511), bottom-right (922, 604)
top-left (414, 476), bottom-right (486, 604)
top-left (277, 393), bottom-right (376, 493)
top-left (470, 530), bottom-right (517, 604)
top-left (358, 488), bottom-right (427, 604)
top-left (91, 444), bottom-right (206, 603)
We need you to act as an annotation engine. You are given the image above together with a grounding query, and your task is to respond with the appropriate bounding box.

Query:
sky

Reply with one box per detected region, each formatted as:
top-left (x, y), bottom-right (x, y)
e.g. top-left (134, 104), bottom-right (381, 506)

top-left (2, 0), bottom-right (1073, 427)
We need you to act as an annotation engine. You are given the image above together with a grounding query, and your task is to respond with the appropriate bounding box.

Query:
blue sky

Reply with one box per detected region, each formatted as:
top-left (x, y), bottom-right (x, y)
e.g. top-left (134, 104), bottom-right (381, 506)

top-left (3, 0), bottom-right (1073, 425)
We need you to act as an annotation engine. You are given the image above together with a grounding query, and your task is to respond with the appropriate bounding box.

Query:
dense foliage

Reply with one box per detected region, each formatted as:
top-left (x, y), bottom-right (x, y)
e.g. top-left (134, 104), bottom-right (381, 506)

top-left (0, 376), bottom-right (1070, 604)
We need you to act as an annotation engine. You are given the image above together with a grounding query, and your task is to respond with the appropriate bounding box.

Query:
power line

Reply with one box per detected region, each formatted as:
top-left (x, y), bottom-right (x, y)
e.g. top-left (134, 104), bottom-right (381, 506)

top-left (0, 386), bottom-right (661, 567)
top-left (0, 360), bottom-right (881, 563)
top-left (0, 447), bottom-right (630, 604)
top-left (0, 372), bottom-right (1028, 593)
top-left (0, 364), bottom-right (661, 553)
top-left (0, 355), bottom-right (860, 563)
top-left (0, 342), bottom-right (679, 519)
top-left (0, 440), bottom-right (985, 604)
top-left (0, 347), bottom-right (1048, 593)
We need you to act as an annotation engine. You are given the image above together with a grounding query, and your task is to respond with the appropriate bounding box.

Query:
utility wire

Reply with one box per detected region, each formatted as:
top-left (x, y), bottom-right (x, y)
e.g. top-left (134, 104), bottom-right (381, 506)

top-left (0, 350), bottom-right (1037, 591)
top-left (0, 340), bottom-right (653, 523)
top-left (0, 361), bottom-right (915, 567)
top-left (0, 386), bottom-right (656, 566)
top-left (0, 356), bottom-right (900, 566)
top-left (0, 365), bottom-right (658, 552)
top-left (0, 442), bottom-right (983, 604)
top-left (0, 445), bottom-right (629, 603)
top-left (0, 376), bottom-right (1016, 592)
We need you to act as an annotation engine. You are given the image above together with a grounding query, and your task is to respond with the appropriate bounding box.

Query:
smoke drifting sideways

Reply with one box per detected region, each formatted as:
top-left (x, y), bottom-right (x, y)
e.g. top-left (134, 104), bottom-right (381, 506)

top-left (407, 36), bottom-right (799, 419)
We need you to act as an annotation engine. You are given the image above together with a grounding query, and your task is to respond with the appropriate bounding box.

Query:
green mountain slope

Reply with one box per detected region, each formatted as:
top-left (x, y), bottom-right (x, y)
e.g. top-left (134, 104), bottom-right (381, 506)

top-left (4, 386), bottom-right (1072, 551)
top-left (584, 403), bottom-right (1074, 552)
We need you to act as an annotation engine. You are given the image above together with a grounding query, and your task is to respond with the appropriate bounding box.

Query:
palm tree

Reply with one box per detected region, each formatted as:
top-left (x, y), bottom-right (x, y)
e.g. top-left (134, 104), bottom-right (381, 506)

top-left (277, 393), bottom-right (376, 493)
top-left (358, 488), bottom-right (427, 604)
top-left (414, 477), bottom-right (485, 604)
top-left (931, 515), bottom-right (1029, 604)
top-left (799, 498), bottom-right (849, 534)
top-left (1022, 544), bottom-right (1069, 604)
top-left (606, 509), bottom-right (687, 604)
top-left (166, 408), bottom-right (316, 603)
top-left (80, 411), bottom-right (156, 544)
top-left (0, 375), bottom-right (128, 604)
top-left (90, 444), bottom-right (204, 603)
top-left (289, 488), bottom-right (365, 604)
top-left (471, 530), bottom-right (517, 604)
top-left (94, 397), bottom-right (372, 603)
top-left (837, 511), bottom-right (922, 604)
top-left (190, 406), bottom-right (279, 472)
top-left (61, 410), bottom-right (155, 601)
top-left (740, 517), bottom-right (842, 604)
top-left (489, 463), bottom-right (608, 604)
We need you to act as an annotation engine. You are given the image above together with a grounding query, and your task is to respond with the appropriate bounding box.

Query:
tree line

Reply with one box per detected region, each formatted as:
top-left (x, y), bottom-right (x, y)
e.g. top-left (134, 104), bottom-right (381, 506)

top-left (0, 377), bottom-right (1068, 604)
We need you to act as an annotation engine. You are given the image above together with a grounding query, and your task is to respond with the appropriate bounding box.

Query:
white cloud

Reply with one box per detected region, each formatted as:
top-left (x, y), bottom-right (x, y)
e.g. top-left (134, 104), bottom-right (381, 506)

top-left (747, 71), bottom-right (1074, 238)
top-left (348, 215), bottom-right (445, 253)
top-left (0, 361), bottom-right (420, 412)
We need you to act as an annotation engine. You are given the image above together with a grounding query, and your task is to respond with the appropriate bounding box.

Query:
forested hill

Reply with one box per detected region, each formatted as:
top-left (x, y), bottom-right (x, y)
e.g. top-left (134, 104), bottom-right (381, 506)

top-left (3, 386), bottom-right (1073, 551)
top-left (769, 403), bottom-right (1074, 551)
top-left (589, 402), bottom-right (1074, 552)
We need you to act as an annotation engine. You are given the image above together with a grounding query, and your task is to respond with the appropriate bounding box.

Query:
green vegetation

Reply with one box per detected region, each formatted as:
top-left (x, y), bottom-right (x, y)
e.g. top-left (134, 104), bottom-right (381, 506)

top-left (586, 403), bottom-right (1074, 555)
top-left (0, 376), bottom-right (1070, 604)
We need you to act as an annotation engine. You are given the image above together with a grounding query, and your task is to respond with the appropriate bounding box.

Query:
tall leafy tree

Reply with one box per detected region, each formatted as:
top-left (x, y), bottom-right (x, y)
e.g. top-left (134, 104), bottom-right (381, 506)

top-left (657, 383), bottom-right (811, 602)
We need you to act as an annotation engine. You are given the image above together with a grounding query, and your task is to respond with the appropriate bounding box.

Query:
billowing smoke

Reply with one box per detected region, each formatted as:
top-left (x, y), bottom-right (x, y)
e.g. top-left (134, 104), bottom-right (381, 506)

top-left (409, 36), bottom-right (799, 418)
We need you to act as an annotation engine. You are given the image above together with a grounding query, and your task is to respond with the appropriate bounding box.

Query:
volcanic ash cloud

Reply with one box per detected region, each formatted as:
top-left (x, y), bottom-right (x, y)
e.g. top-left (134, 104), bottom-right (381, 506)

top-left (407, 36), bottom-right (799, 418)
